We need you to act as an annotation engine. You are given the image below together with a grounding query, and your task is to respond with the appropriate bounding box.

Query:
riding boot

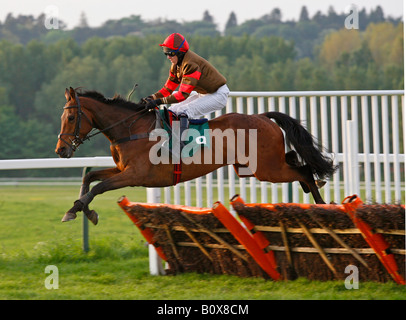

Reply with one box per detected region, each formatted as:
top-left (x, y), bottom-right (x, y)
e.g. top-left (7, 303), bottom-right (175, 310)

top-left (179, 112), bottom-right (189, 149)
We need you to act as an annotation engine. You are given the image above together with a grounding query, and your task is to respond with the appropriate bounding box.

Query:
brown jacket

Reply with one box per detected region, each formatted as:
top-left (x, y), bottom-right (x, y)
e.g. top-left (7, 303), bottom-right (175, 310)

top-left (154, 50), bottom-right (227, 104)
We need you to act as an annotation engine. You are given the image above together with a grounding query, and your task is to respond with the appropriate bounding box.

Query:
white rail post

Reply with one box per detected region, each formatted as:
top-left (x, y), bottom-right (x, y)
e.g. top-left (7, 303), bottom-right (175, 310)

top-left (147, 188), bottom-right (165, 275)
top-left (381, 96), bottom-right (391, 203)
top-left (361, 96), bottom-right (372, 202)
top-left (372, 96), bottom-right (382, 203)
top-left (341, 96), bottom-right (349, 197)
top-left (346, 120), bottom-right (359, 196)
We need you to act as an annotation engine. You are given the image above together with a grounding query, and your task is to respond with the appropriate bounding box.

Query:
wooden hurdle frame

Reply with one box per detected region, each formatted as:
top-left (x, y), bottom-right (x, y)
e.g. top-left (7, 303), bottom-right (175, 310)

top-left (118, 194), bottom-right (405, 284)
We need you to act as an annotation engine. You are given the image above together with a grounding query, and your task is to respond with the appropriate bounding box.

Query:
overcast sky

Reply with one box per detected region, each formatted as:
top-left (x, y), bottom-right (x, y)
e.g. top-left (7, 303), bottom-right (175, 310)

top-left (1, 0), bottom-right (403, 30)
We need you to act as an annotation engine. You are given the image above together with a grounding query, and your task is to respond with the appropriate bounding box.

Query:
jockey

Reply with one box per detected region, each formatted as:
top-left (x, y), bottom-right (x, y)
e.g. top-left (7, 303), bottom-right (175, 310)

top-left (141, 33), bottom-right (230, 120)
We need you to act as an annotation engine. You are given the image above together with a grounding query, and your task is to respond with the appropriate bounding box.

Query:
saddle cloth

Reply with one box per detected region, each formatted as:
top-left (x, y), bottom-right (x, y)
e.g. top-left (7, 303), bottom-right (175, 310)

top-left (158, 108), bottom-right (210, 158)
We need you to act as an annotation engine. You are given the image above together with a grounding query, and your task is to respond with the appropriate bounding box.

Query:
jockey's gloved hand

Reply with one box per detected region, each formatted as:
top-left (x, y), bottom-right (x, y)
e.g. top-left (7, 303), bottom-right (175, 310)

top-left (145, 98), bottom-right (163, 110)
top-left (138, 95), bottom-right (154, 105)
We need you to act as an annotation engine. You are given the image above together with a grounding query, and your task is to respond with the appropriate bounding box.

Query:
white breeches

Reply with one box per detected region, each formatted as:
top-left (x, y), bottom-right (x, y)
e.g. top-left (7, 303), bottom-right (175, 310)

top-left (168, 84), bottom-right (230, 119)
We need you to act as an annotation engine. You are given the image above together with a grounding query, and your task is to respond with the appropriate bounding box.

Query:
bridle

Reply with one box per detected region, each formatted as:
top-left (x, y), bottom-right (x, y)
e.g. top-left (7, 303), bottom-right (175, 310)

top-left (58, 93), bottom-right (94, 152)
top-left (58, 93), bottom-right (156, 152)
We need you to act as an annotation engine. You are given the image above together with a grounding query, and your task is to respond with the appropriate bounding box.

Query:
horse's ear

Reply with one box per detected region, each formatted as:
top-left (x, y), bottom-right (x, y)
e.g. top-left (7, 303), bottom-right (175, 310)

top-left (69, 87), bottom-right (76, 101)
top-left (65, 88), bottom-right (71, 102)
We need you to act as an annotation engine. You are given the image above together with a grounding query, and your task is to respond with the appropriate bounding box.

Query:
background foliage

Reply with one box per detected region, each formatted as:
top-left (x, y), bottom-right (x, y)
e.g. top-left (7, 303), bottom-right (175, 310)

top-left (0, 6), bottom-right (403, 170)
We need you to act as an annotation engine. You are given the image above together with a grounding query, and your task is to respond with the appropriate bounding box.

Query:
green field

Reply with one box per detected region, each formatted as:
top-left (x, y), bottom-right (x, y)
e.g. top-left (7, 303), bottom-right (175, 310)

top-left (0, 185), bottom-right (405, 300)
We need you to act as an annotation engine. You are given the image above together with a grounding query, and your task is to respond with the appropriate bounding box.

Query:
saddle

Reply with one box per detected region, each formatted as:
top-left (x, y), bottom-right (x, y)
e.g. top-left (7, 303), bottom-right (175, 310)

top-left (154, 107), bottom-right (210, 185)
top-left (156, 107), bottom-right (209, 152)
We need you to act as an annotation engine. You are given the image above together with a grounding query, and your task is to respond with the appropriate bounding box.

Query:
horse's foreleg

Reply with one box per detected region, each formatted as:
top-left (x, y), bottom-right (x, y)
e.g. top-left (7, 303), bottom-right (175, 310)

top-left (80, 167), bottom-right (121, 195)
top-left (62, 167), bottom-right (121, 224)
top-left (87, 170), bottom-right (137, 199)
top-left (63, 169), bottom-right (138, 224)
top-left (81, 168), bottom-right (121, 224)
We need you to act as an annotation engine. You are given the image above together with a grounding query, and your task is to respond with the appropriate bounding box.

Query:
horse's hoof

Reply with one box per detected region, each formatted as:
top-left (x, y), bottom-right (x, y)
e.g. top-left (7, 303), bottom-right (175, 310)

top-left (86, 210), bottom-right (99, 225)
top-left (316, 180), bottom-right (326, 188)
top-left (62, 212), bottom-right (77, 222)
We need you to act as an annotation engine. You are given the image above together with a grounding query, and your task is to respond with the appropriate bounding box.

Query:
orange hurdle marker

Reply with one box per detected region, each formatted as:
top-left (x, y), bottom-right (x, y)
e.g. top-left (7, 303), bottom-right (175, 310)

top-left (343, 195), bottom-right (405, 285)
top-left (118, 196), bottom-right (167, 261)
top-left (212, 201), bottom-right (281, 281)
top-left (230, 195), bottom-right (279, 271)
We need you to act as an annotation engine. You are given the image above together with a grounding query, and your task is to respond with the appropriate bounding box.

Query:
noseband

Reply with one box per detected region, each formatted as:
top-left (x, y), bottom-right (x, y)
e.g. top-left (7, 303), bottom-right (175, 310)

top-left (58, 94), bottom-right (93, 152)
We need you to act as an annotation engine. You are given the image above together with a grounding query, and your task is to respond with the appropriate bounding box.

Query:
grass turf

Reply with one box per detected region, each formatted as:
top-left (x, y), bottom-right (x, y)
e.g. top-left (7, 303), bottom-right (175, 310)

top-left (0, 185), bottom-right (405, 300)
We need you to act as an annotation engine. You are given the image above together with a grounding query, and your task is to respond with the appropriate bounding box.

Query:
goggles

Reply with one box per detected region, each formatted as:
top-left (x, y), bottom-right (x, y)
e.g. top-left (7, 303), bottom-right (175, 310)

top-left (164, 50), bottom-right (177, 57)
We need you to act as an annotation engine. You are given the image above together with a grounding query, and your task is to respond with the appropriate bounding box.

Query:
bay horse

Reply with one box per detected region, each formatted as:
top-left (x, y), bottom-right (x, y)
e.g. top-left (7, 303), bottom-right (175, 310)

top-left (56, 87), bottom-right (337, 225)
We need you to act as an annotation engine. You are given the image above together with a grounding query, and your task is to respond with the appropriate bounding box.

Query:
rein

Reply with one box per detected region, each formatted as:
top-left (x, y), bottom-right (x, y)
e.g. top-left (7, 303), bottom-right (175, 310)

top-left (58, 93), bottom-right (153, 152)
top-left (59, 93), bottom-right (183, 185)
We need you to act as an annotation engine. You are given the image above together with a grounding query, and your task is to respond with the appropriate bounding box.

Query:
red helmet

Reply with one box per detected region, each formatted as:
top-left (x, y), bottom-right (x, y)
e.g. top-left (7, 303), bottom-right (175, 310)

top-left (159, 33), bottom-right (189, 53)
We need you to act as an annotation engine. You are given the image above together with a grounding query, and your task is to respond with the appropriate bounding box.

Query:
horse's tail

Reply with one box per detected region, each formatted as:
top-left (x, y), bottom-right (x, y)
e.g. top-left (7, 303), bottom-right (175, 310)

top-left (262, 111), bottom-right (338, 180)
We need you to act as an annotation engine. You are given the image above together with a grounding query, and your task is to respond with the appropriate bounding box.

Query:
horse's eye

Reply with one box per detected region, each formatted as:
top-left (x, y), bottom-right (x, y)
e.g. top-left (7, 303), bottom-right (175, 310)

top-left (68, 115), bottom-right (75, 122)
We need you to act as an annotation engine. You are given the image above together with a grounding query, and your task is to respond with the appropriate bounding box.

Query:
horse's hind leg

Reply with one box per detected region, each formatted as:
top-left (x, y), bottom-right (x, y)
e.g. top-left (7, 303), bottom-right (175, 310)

top-left (294, 164), bottom-right (326, 204)
top-left (282, 164), bottom-right (325, 204)
top-left (256, 159), bottom-right (326, 204)
top-left (285, 151), bottom-right (310, 194)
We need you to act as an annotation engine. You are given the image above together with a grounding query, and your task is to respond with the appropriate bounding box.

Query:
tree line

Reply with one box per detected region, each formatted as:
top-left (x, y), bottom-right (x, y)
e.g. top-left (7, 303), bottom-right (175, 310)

top-left (0, 6), bottom-right (403, 177)
top-left (0, 5), bottom-right (400, 57)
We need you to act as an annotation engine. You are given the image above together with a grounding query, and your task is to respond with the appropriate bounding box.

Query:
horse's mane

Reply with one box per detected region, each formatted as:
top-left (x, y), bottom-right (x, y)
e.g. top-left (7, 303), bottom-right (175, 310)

top-left (77, 90), bottom-right (144, 112)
